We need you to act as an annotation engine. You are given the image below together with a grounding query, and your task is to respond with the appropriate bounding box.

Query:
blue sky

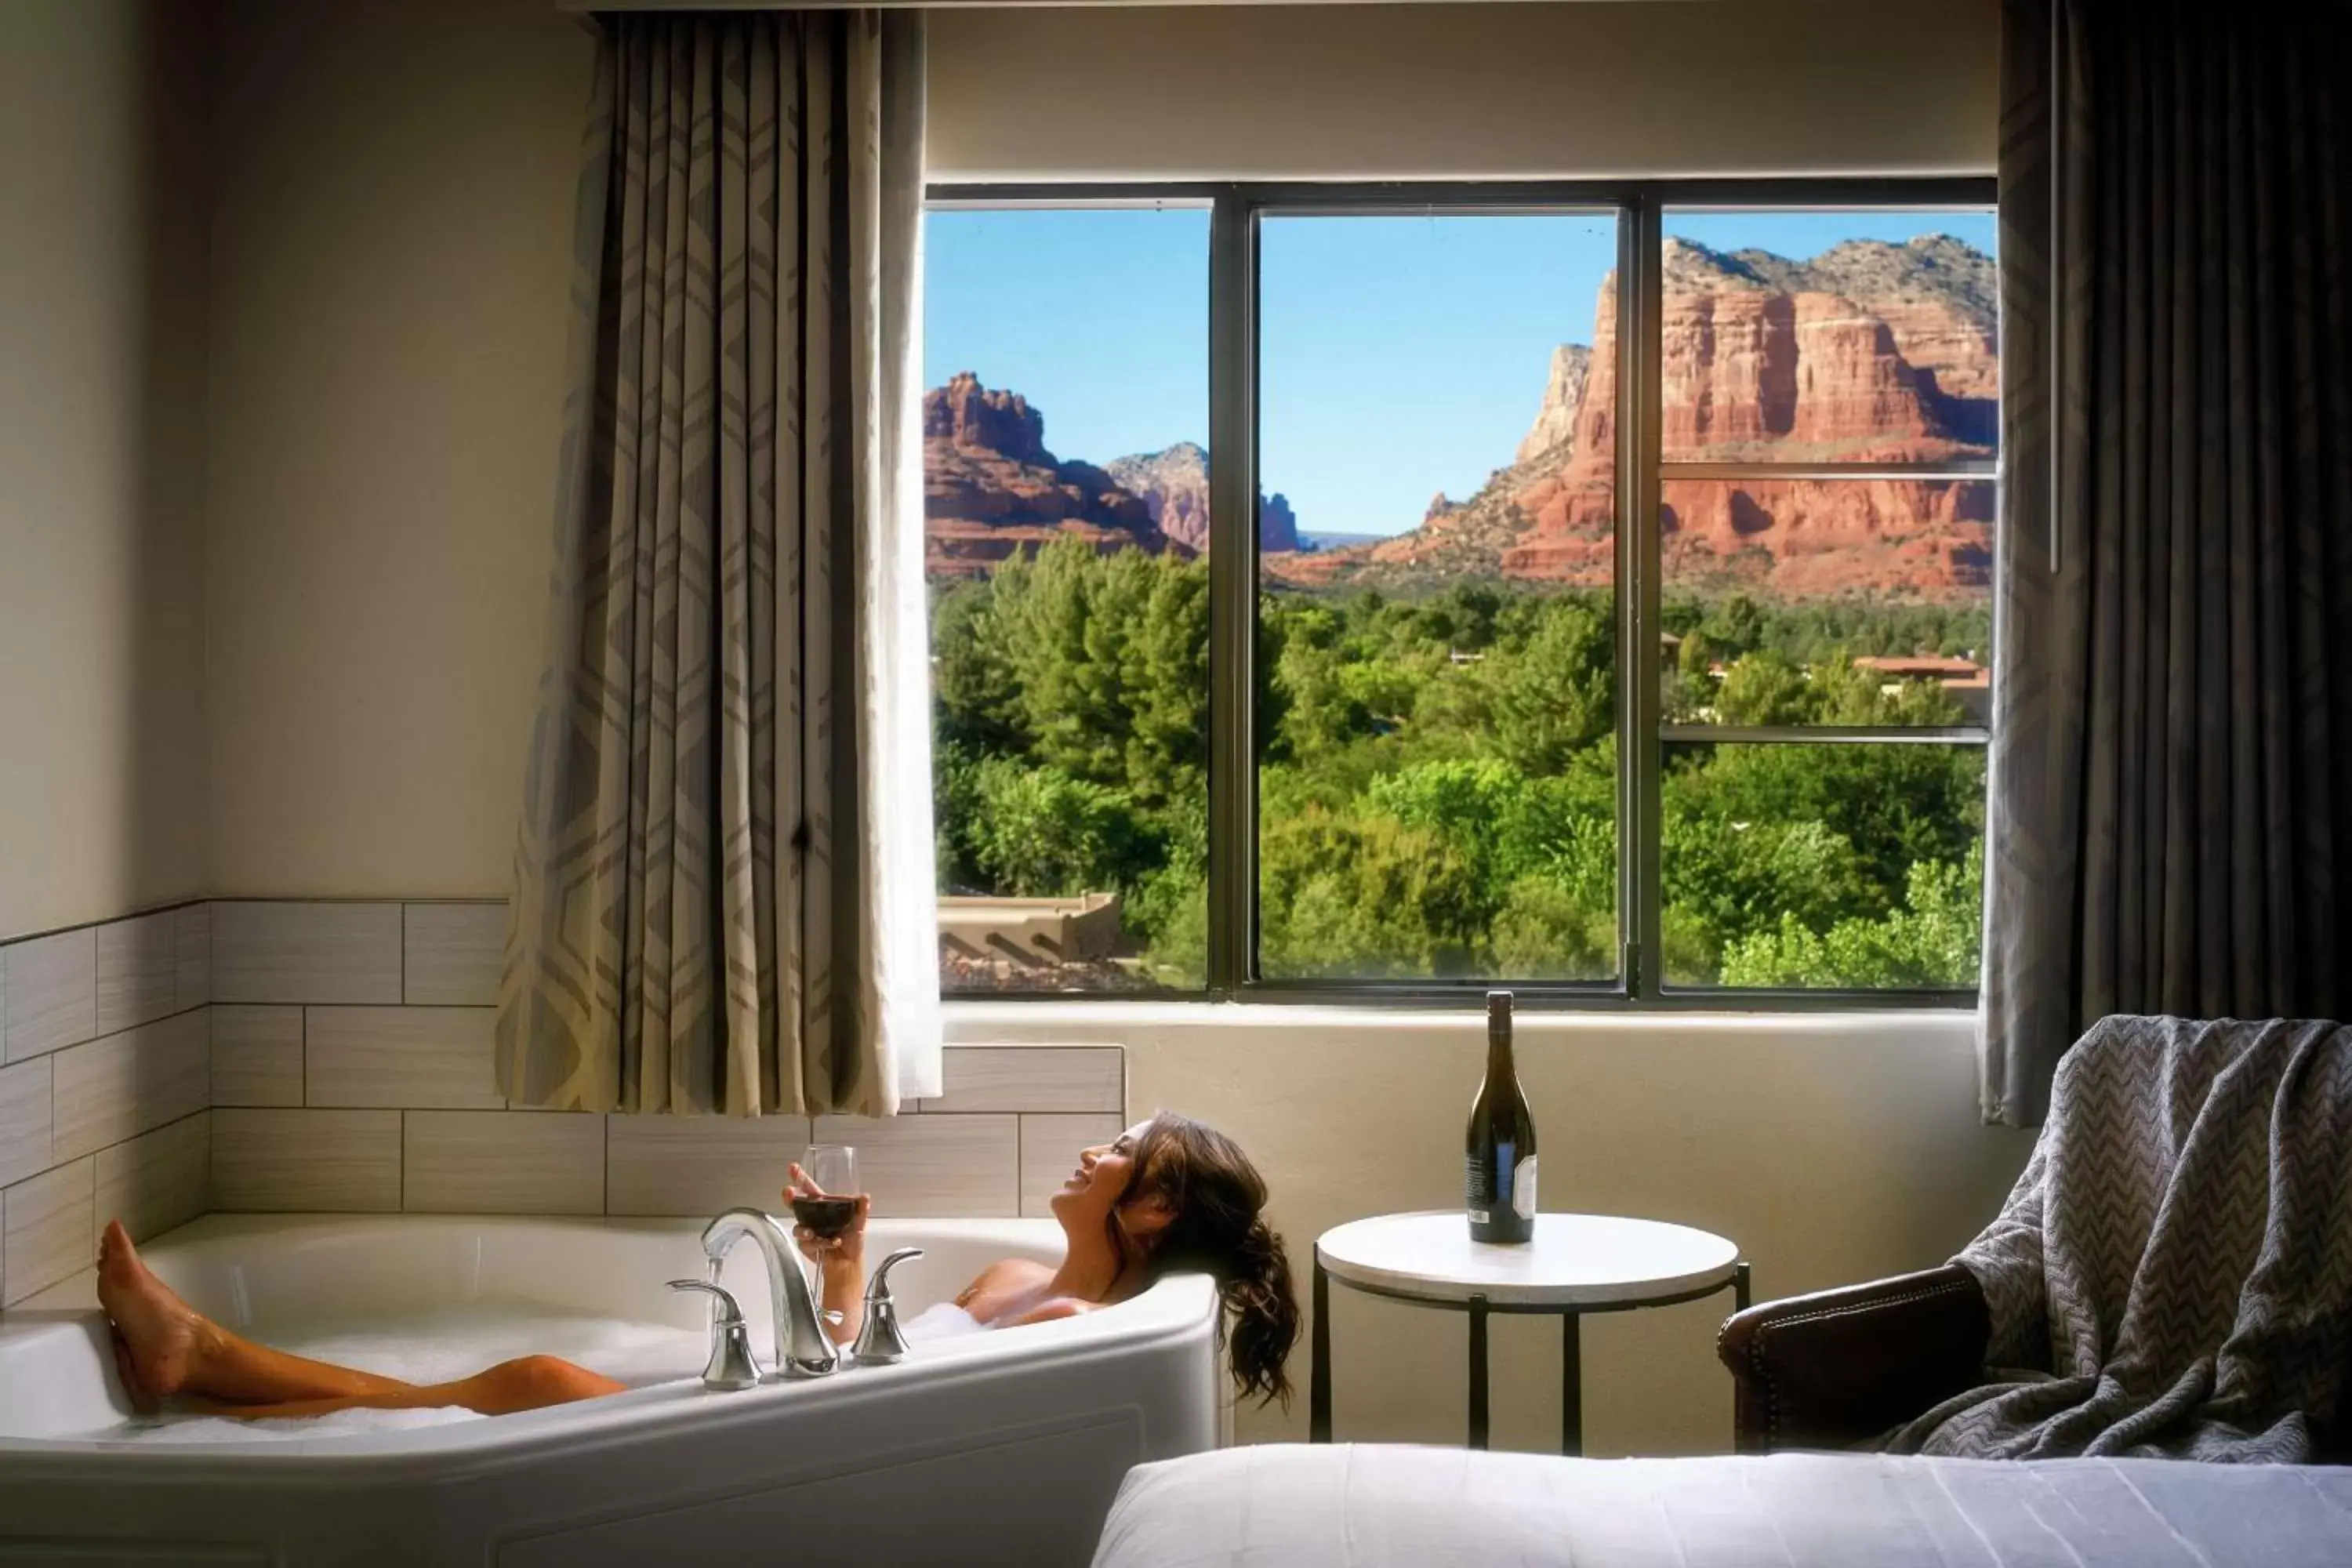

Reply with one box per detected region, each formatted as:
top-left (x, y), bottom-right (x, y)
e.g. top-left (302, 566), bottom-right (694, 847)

top-left (924, 206), bottom-right (1996, 539)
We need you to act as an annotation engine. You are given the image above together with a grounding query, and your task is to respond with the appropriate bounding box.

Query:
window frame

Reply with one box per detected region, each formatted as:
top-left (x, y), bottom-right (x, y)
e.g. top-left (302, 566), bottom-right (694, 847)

top-left (926, 176), bottom-right (1998, 1009)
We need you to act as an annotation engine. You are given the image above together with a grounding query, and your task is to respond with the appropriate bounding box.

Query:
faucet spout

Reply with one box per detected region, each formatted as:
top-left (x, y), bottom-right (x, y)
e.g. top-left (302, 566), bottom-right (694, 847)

top-left (699, 1207), bottom-right (839, 1379)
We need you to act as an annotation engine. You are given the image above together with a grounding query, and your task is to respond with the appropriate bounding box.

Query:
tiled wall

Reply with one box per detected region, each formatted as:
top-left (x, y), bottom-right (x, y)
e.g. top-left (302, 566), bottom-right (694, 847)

top-left (1, 906), bottom-right (212, 1308)
top-left (0, 898), bottom-right (1123, 1308)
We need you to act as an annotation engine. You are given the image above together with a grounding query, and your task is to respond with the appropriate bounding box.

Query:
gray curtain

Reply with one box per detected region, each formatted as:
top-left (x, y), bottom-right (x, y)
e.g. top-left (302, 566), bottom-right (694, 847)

top-left (496, 11), bottom-right (942, 1117)
top-left (1981, 0), bottom-right (2352, 1125)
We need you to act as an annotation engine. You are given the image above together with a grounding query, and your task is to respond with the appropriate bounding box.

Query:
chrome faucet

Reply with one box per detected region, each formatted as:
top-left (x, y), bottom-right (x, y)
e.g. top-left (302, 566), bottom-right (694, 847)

top-left (699, 1207), bottom-right (839, 1380)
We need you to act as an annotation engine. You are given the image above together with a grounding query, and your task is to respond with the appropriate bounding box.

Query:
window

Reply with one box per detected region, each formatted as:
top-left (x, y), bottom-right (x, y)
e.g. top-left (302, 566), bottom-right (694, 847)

top-left (923, 205), bottom-right (1210, 993)
top-left (1650, 207), bottom-right (1994, 992)
top-left (1257, 212), bottom-right (1621, 982)
top-left (924, 184), bottom-right (1995, 1004)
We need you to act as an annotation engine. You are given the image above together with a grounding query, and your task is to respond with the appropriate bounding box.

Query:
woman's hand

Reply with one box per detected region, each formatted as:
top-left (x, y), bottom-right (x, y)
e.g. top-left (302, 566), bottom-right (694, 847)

top-left (786, 1163), bottom-right (870, 1269)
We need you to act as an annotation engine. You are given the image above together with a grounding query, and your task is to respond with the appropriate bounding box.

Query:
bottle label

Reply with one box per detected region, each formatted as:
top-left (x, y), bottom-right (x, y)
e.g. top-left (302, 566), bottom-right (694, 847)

top-left (1458, 1142), bottom-right (1534, 1222)
top-left (1468, 1141), bottom-right (1519, 1227)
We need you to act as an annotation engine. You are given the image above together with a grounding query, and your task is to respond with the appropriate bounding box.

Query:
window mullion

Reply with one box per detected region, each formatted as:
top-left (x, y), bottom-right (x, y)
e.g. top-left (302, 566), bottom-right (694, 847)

top-left (1625, 194), bottom-right (1667, 1004)
top-left (1206, 187), bottom-right (1257, 995)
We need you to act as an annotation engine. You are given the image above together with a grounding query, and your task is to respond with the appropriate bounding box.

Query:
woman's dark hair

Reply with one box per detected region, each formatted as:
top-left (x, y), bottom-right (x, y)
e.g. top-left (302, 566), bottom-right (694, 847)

top-left (1115, 1111), bottom-right (1300, 1407)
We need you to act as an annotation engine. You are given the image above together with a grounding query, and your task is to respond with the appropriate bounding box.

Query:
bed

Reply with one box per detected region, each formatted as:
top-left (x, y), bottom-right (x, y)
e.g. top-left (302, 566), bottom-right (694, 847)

top-left (1089, 1443), bottom-right (2352, 1567)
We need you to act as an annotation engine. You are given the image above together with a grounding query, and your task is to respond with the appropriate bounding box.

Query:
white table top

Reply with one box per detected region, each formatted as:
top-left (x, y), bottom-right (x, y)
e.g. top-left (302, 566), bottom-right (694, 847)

top-left (1315, 1211), bottom-right (1741, 1307)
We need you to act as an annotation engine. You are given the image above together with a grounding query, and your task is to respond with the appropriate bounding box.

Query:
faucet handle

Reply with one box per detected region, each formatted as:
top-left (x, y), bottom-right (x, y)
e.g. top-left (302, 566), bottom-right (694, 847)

top-left (667, 1279), bottom-right (764, 1391)
top-left (852, 1248), bottom-right (924, 1367)
top-left (863, 1247), bottom-right (925, 1305)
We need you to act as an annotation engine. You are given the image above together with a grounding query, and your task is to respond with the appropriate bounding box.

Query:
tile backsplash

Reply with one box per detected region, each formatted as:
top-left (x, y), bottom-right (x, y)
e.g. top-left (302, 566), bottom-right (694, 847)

top-left (0, 898), bottom-right (1124, 1308)
top-left (212, 901), bottom-right (403, 1005)
top-left (0, 902), bottom-right (212, 1306)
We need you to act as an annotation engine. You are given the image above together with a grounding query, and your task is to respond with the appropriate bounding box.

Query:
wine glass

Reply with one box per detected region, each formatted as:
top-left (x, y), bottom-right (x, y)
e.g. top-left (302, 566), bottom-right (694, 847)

top-left (793, 1144), bottom-right (860, 1240)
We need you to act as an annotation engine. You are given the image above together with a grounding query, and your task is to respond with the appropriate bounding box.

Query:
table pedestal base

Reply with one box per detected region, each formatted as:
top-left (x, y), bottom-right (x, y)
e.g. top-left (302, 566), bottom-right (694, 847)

top-left (1311, 1258), bottom-right (1752, 1455)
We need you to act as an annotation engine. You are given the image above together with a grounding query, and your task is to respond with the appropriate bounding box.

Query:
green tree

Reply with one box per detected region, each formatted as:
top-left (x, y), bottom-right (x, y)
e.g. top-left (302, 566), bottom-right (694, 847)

top-left (1258, 804), bottom-right (1485, 977)
top-left (1700, 593), bottom-right (1766, 655)
top-left (1675, 628), bottom-right (1715, 679)
top-left (1491, 749), bottom-right (1617, 910)
top-left (931, 583), bottom-right (1019, 754)
top-left (1364, 757), bottom-right (1526, 915)
top-left (931, 543), bottom-right (1987, 993)
top-left (1490, 877), bottom-right (1613, 978)
top-left (1659, 813), bottom-right (1871, 981)
top-left (1720, 843), bottom-right (1983, 989)
top-left (1133, 866), bottom-right (1208, 987)
top-left (991, 538), bottom-right (1207, 808)
top-left (1490, 599), bottom-right (1613, 774)
top-left (963, 759), bottom-right (1153, 899)
top-left (1807, 651), bottom-right (1969, 726)
top-left (1713, 650), bottom-right (1813, 725)
top-left (1268, 603), bottom-right (1356, 760)
top-left (1680, 740), bottom-right (1984, 904)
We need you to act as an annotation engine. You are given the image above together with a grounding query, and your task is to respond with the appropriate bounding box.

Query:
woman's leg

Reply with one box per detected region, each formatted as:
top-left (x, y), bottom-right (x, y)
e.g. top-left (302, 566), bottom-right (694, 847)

top-left (99, 1220), bottom-right (415, 1407)
top-left (97, 1221), bottom-right (622, 1417)
top-left (189, 1356), bottom-right (626, 1420)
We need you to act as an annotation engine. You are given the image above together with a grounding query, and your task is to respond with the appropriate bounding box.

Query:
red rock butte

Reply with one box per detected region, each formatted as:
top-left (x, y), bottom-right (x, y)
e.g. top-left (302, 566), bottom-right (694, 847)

top-left (924, 376), bottom-right (1301, 576)
top-left (924, 372), bottom-right (1171, 579)
top-left (930, 234), bottom-right (1998, 602)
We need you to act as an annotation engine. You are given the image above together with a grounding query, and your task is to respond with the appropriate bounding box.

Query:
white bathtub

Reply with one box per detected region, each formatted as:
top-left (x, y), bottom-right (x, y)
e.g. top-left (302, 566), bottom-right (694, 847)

top-left (0, 1213), bottom-right (1221, 1566)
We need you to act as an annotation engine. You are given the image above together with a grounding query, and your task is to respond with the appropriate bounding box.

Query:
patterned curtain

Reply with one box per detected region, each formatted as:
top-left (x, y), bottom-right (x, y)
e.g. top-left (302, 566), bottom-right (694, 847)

top-left (496, 11), bottom-right (941, 1116)
top-left (1980, 0), bottom-right (2352, 1126)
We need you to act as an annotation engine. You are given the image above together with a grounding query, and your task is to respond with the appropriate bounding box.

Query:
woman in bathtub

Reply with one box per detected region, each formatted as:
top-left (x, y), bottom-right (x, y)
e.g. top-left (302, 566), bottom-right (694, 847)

top-left (96, 1111), bottom-right (1299, 1420)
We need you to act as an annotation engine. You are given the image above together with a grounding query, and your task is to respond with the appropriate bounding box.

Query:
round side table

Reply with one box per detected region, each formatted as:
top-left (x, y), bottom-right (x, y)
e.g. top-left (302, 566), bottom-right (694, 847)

top-left (1308, 1210), bottom-right (1748, 1454)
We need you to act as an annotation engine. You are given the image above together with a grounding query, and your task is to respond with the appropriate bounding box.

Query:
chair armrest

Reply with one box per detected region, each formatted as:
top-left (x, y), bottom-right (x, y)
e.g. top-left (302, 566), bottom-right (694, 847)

top-left (1718, 1264), bottom-right (1990, 1454)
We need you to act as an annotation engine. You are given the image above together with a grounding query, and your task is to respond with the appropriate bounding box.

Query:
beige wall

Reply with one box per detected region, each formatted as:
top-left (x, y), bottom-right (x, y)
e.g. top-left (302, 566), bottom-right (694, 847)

top-left (0, 0), bottom-right (211, 938)
top-left (202, 0), bottom-right (593, 898)
top-left (954, 1003), bottom-right (2031, 1453)
top-left (929, 2), bottom-right (1999, 180)
top-left (0, 0), bottom-right (2024, 1448)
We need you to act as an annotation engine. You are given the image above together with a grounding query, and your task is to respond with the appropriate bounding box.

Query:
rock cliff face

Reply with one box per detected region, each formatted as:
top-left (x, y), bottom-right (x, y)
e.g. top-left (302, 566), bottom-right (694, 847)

top-left (1655, 475), bottom-right (1991, 599)
top-left (1101, 442), bottom-right (1301, 554)
top-left (1106, 442), bottom-right (1211, 552)
top-left (1280, 233), bottom-right (1996, 601)
top-left (1258, 492), bottom-right (1301, 554)
top-left (1653, 237), bottom-right (1994, 461)
top-left (924, 373), bottom-right (1173, 577)
top-left (927, 371), bottom-right (1054, 465)
top-left (1515, 344), bottom-right (1592, 464)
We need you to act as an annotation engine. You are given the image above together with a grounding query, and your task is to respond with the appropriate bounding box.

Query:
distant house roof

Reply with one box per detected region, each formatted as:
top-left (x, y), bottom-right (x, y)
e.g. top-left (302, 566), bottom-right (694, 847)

top-left (1852, 655), bottom-right (1986, 679)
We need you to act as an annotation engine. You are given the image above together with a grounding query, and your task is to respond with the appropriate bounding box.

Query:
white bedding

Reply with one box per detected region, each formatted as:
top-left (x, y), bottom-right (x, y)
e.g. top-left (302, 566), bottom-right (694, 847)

top-left (1091, 1444), bottom-right (2352, 1568)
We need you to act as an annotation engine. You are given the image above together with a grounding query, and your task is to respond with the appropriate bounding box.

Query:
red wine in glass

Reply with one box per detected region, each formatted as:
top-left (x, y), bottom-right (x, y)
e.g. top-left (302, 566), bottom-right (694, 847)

top-left (795, 1144), bottom-right (859, 1239)
top-left (791, 1195), bottom-right (858, 1238)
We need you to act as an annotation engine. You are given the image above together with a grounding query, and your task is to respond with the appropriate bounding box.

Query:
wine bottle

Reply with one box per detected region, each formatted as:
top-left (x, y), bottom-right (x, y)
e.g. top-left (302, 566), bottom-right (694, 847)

top-left (1465, 990), bottom-right (1537, 1243)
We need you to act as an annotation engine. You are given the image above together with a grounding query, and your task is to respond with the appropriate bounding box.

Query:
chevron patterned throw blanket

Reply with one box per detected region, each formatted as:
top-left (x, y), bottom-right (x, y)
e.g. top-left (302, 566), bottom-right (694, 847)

top-left (1891, 1015), bottom-right (2352, 1461)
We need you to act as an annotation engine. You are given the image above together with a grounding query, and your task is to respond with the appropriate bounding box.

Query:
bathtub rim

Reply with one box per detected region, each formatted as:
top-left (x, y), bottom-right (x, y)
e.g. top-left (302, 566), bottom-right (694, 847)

top-left (0, 1211), bottom-right (1221, 1468)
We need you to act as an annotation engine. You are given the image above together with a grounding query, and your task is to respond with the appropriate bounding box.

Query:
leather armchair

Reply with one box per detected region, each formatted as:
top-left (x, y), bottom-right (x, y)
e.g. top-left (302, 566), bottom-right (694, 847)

top-left (1723, 1265), bottom-right (2352, 1460)
top-left (1716, 1265), bottom-right (1991, 1454)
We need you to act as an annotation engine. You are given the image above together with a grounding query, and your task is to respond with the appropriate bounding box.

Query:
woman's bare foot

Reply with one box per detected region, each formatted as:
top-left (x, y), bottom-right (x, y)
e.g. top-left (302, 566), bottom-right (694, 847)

top-left (109, 1330), bottom-right (158, 1416)
top-left (96, 1221), bottom-right (207, 1405)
